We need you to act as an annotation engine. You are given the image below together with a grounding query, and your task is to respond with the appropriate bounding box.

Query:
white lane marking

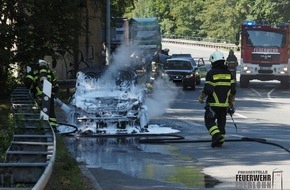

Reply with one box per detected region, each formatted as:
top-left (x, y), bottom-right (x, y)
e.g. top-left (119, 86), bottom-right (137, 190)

top-left (250, 87), bottom-right (276, 100)
top-left (167, 107), bottom-right (248, 120)
top-left (250, 88), bottom-right (262, 96)
top-left (267, 88), bottom-right (275, 100)
top-left (232, 112), bottom-right (247, 118)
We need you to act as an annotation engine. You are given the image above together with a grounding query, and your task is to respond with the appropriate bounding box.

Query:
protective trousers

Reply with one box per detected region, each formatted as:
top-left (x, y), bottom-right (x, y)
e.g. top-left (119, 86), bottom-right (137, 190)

top-left (204, 105), bottom-right (227, 145)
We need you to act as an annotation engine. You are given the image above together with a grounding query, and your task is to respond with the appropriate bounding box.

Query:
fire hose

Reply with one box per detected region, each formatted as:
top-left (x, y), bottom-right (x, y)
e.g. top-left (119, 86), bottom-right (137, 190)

top-left (57, 122), bottom-right (290, 154)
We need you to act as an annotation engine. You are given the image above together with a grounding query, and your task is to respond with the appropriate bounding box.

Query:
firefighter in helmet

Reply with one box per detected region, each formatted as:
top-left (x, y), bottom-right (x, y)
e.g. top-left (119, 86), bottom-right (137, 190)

top-left (24, 59), bottom-right (59, 129)
top-left (226, 49), bottom-right (238, 82)
top-left (198, 50), bottom-right (236, 148)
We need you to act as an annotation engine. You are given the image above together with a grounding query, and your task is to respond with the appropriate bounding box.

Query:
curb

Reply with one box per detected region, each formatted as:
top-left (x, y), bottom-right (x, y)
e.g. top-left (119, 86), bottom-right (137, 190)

top-left (79, 165), bottom-right (103, 190)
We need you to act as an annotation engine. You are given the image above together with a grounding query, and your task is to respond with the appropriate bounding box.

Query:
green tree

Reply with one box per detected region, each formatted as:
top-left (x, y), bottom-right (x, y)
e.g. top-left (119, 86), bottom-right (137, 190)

top-left (131, 0), bottom-right (172, 35)
top-left (170, 0), bottom-right (203, 37)
top-left (0, 0), bottom-right (19, 95)
top-left (251, 0), bottom-right (290, 22)
top-left (14, 0), bottom-right (81, 65)
top-left (0, 0), bottom-right (84, 96)
top-left (131, 0), bottom-right (204, 37)
top-left (100, 0), bottom-right (136, 25)
top-left (197, 0), bottom-right (252, 43)
top-left (133, 0), bottom-right (173, 35)
top-left (128, 0), bottom-right (290, 42)
top-left (132, 0), bottom-right (153, 17)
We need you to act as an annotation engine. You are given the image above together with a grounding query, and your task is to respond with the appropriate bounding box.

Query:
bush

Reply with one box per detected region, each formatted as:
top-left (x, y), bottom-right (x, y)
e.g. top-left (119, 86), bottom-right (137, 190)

top-left (0, 99), bottom-right (13, 161)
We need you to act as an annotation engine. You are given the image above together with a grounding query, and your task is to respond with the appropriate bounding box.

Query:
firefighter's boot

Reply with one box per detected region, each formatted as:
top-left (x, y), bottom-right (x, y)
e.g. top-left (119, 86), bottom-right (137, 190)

top-left (216, 134), bottom-right (225, 147)
top-left (209, 125), bottom-right (223, 148)
top-left (211, 133), bottom-right (223, 148)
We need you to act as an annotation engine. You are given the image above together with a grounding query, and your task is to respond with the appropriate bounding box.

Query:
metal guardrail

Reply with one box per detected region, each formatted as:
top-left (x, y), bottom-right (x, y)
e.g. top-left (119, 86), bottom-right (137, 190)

top-left (0, 86), bottom-right (56, 190)
top-left (162, 38), bottom-right (238, 51)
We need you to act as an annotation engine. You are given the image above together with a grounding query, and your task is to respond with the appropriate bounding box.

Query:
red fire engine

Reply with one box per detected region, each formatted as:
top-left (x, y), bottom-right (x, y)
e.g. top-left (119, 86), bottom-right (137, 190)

top-left (236, 20), bottom-right (290, 88)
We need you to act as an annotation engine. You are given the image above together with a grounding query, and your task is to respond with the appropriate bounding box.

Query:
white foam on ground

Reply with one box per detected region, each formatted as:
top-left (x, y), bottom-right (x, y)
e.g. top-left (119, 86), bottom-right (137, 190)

top-left (57, 123), bottom-right (180, 135)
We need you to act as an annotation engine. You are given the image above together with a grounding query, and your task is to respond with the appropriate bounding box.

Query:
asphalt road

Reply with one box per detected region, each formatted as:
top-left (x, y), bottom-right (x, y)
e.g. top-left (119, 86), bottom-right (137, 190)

top-left (62, 43), bottom-right (290, 190)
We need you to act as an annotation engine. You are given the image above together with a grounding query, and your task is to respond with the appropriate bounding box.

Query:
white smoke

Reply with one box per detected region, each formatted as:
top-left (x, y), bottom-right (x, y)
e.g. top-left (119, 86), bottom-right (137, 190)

top-left (144, 78), bottom-right (179, 120)
top-left (110, 44), bottom-right (179, 121)
top-left (82, 42), bottom-right (178, 122)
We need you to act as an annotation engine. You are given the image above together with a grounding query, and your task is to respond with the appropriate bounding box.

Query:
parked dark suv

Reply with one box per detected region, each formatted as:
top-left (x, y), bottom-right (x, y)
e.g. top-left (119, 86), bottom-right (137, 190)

top-left (160, 57), bottom-right (197, 90)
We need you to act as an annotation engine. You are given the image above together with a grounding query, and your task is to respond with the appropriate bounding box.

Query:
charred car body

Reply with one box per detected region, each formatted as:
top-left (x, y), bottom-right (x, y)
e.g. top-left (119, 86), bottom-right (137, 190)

top-left (67, 67), bottom-right (149, 134)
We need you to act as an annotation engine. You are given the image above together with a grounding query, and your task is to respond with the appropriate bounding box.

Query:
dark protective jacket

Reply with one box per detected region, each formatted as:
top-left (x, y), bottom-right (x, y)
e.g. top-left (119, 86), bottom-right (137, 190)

top-left (202, 61), bottom-right (236, 107)
top-left (226, 51), bottom-right (238, 72)
top-left (24, 65), bottom-right (58, 97)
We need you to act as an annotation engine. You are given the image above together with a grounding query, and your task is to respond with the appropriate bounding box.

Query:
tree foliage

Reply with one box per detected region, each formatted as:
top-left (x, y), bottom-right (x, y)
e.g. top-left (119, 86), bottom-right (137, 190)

top-left (1, 0), bottom-right (83, 95)
top-left (129, 0), bottom-right (289, 42)
top-left (1, 0), bottom-right (289, 96)
top-left (1, 0), bottom-right (20, 95)
top-left (14, 0), bottom-right (81, 65)
top-left (251, 0), bottom-right (290, 22)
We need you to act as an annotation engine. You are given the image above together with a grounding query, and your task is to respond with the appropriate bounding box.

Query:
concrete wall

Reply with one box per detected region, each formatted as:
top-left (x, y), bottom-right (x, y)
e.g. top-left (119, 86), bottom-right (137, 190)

top-left (51, 0), bottom-right (104, 80)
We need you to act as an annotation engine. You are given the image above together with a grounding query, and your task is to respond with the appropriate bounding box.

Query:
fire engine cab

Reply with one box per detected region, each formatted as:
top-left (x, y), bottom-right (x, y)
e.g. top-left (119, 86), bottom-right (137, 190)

top-left (236, 20), bottom-right (290, 88)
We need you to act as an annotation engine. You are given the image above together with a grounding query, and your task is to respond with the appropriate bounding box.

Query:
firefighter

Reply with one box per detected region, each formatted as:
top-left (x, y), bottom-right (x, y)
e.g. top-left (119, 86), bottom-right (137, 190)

top-left (163, 48), bottom-right (170, 56)
top-left (198, 50), bottom-right (236, 148)
top-left (226, 49), bottom-right (238, 82)
top-left (159, 49), bottom-right (170, 63)
top-left (24, 59), bottom-right (59, 129)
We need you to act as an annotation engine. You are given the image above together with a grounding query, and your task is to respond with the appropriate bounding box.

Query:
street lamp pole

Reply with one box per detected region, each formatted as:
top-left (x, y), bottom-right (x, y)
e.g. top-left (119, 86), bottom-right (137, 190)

top-left (106, 0), bottom-right (111, 65)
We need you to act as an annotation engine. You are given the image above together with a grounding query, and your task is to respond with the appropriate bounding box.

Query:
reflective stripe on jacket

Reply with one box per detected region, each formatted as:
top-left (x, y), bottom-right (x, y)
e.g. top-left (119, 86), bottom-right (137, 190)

top-left (203, 66), bottom-right (236, 107)
top-left (26, 66), bottom-right (58, 97)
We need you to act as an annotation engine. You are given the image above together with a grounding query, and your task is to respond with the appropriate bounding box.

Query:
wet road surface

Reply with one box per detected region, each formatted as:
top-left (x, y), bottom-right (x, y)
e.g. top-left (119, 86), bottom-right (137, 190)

top-left (64, 121), bottom-right (221, 190)
top-left (58, 77), bottom-right (290, 190)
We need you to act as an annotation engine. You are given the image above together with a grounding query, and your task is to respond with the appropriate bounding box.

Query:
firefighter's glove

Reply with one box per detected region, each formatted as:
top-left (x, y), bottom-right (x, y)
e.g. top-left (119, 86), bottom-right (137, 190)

top-left (227, 105), bottom-right (235, 117)
top-left (198, 93), bottom-right (206, 104)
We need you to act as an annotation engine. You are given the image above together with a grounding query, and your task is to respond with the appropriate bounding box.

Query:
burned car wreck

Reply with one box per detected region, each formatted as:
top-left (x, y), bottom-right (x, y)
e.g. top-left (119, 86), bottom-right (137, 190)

top-left (67, 67), bottom-right (149, 134)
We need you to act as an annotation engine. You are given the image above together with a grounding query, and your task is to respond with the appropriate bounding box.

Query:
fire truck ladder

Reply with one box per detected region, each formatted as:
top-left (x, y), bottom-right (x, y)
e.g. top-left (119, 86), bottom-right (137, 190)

top-left (0, 86), bottom-right (56, 190)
